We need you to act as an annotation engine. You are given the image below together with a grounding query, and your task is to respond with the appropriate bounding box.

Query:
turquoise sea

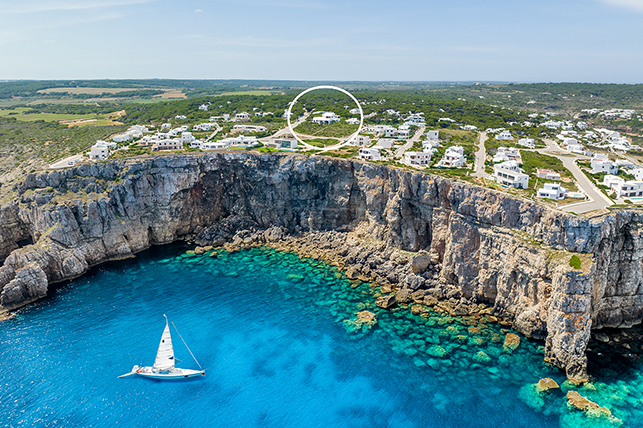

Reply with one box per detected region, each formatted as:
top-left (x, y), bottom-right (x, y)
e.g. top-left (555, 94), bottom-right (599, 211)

top-left (0, 245), bottom-right (640, 427)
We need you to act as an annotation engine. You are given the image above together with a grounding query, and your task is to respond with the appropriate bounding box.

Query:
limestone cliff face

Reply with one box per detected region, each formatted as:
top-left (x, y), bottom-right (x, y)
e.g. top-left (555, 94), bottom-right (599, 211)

top-left (0, 153), bottom-right (641, 381)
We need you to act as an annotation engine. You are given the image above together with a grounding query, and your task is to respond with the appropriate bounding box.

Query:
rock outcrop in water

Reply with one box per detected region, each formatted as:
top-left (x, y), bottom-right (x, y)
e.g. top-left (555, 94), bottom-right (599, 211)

top-left (0, 152), bottom-right (642, 382)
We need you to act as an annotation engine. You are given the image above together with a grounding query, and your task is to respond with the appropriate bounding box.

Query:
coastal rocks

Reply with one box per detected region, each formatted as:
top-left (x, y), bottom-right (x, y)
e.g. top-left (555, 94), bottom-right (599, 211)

top-left (0, 263), bottom-right (47, 310)
top-left (504, 333), bottom-right (521, 352)
top-left (1, 152), bottom-right (643, 381)
top-left (566, 391), bottom-right (619, 422)
top-left (376, 294), bottom-right (396, 309)
top-left (536, 378), bottom-right (559, 393)
top-left (411, 253), bottom-right (431, 274)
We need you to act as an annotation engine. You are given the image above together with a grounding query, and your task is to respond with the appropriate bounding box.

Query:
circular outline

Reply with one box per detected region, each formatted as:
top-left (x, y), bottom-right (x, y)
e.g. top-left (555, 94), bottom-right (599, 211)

top-left (286, 85), bottom-right (364, 151)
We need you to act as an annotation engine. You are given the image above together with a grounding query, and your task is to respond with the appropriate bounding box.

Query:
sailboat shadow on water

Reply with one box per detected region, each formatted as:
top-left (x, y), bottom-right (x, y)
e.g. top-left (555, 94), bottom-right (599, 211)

top-left (119, 314), bottom-right (205, 380)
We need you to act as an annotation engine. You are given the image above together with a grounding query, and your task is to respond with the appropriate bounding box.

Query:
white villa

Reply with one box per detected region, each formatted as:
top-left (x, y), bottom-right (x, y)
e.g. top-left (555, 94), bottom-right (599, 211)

top-left (152, 139), bottom-right (183, 151)
top-left (496, 130), bottom-right (513, 140)
top-left (517, 138), bottom-right (535, 149)
top-left (536, 169), bottom-right (561, 181)
top-left (349, 107), bottom-right (360, 115)
top-left (537, 183), bottom-right (567, 200)
top-left (234, 112), bottom-right (251, 121)
top-left (312, 112), bottom-right (341, 125)
top-left (193, 123), bottom-right (212, 131)
top-left (175, 115), bottom-right (187, 120)
top-left (426, 130), bottom-right (440, 140)
top-left (376, 138), bottom-right (395, 149)
top-left (566, 142), bottom-right (585, 154)
top-left (493, 147), bottom-right (520, 163)
top-left (90, 141), bottom-right (111, 160)
top-left (352, 135), bottom-right (371, 146)
top-left (232, 124), bottom-right (267, 133)
top-left (404, 151), bottom-right (431, 166)
top-left (180, 132), bottom-right (195, 144)
top-left (437, 146), bottom-right (466, 168)
top-left (267, 138), bottom-right (298, 151)
top-left (591, 154), bottom-right (619, 174)
top-left (493, 161), bottom-right (529, 189)
top-left (359, 147), bottom-right (384, 161)
top-left (603, 175), bottom-right (643, 198)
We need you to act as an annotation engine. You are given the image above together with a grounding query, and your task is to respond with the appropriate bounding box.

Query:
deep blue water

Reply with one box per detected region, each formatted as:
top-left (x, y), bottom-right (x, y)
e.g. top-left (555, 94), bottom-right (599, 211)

top-left (0, 246), bottom-right (639, 427)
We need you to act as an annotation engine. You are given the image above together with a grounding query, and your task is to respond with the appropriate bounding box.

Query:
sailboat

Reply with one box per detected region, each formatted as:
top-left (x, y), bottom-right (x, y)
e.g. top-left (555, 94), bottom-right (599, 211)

top-left (119, 315), bottom-right (205, 380)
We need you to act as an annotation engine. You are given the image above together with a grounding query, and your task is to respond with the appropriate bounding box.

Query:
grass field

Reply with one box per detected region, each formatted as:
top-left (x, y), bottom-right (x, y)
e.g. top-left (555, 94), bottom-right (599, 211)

top-left (303, 138), bottom-right (340, 148)
top-left (38, 87), bottom-right (147, 95)
top-left (295, 121), bottom-right (358, 138)
top-left (218, 90), bottom-right (283, 96)
top-left (0, 107), bottom-right (125, 126)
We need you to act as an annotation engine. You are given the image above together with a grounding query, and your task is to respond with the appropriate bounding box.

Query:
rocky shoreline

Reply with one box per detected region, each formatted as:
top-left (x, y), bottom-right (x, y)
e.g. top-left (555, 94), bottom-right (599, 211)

top-left (1, 152), bottom-right (643, 382)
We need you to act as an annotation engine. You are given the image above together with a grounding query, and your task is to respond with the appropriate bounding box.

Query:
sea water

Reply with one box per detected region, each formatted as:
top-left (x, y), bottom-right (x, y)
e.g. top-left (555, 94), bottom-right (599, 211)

top-left (0, 245), bottom-right (640, 427)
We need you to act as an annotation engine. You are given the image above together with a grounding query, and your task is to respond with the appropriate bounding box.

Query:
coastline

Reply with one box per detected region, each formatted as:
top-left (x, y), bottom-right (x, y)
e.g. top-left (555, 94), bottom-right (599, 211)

top-left (1, 152), bottom-right (643, 383)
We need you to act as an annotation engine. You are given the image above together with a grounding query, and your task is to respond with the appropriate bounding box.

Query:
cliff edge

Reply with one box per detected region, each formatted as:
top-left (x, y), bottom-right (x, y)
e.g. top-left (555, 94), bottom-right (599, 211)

top-left (1, 152), bottom-right (642, 382)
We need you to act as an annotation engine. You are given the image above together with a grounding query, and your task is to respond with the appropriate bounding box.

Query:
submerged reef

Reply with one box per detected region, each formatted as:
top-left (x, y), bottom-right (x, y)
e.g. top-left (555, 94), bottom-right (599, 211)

top-left (1, 152), bottom-right (643, 384)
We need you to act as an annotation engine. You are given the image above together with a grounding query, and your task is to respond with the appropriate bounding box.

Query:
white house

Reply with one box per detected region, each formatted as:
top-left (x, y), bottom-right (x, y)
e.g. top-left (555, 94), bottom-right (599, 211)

top-left (493, 147), bottom-right (520, 163)
top-left (352, 135), bottom-right (371, 146)
top-left (496, 130), bottom-right (513, 140)
top-left (268, 138), bottom-right (298, 150)
top-left (437, 146), bottom-right (466, 168)
top-left (349, 107), bottom-right (360, 115)
top-left (404, 151), bottom-right (431, 166)
top-left (426, 130), bottom-right (440, 140)
top-left (537, 183), bottom-right (567, 200)
top-left (312, 112), bottom-right (341, 125)
top-left (566, 141), bottom-right (585, 154)
top-left (633, 168), bottom-right (643, 181)
top-left (232, 124), bottom-right (267, 133)
top-left (152, 139), bottom-right (183, 151)
top-left (219, 135), bottom-right (258, 147)
top-left (346, 118), bottom-right (359, 125)
top-left (113, 133), bottom-right (132, 143)
top-left (536, 169), bottom-right (561, 181)
top-left (175, 115), bottom-right (187, 120)
top-left (591, 154), bottom-right (619, 174)
top-left (517, 138), bottom-right (535, 149)
top-left (194, 123), bottom-right (212, 131)
top-left (190, 139), bottom-right (203, 149)
top-left (396, 128), bottom-right (411, 139)
top-left (180, 132), bottom-right (195, 144)
top-left (494, 162), bottom-right (529, 189)
top-left (201, 140), bottom-right (231, 150)
top-left (161, 123), bottom-right (172, 130)
top-left (199, 104), bottom-right (209, 111)
top-left (90, 141), bottom-right (109, 160)
top-left (607, 178), bottom-right (643, 198)
top-left (359, 147), bottom-right (384, 161)
top-left (376, 138), bottom-right (395, 149)
top-left (234, 112), bottom-right (251, 121)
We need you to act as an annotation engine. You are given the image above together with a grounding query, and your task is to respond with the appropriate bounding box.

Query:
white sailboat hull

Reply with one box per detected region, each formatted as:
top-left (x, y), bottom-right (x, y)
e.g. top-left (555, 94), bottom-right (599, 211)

top-left (134, 365), bottom-right (205, 380)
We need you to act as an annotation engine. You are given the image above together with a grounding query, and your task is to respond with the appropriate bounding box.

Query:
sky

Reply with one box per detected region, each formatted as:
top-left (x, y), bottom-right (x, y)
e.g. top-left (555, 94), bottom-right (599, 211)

top-left (0, 0), bottom-right (642, 83)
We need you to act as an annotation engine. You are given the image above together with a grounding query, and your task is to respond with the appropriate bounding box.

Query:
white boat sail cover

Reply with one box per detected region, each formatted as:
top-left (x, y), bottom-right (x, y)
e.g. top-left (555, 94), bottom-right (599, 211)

top-left (153, 319), bottom-right (175, 370)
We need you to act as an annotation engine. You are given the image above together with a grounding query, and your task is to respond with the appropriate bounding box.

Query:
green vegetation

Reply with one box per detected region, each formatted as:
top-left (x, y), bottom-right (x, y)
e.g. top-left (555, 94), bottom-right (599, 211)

top-left (0, 117), bottom-right (125, 184)
top-left (294, 121), bottom-right (358, 138)
top-left (303, 138), bottom-right (340, 148)
top-left (569, 255), bottom-right (582, 269)
top-left (519, 150), bottom-right (577, 192)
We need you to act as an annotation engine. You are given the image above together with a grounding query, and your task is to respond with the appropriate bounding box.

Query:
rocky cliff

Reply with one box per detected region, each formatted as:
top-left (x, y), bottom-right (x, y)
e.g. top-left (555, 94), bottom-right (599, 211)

top-left (1, 152), bottom-right (641, 381)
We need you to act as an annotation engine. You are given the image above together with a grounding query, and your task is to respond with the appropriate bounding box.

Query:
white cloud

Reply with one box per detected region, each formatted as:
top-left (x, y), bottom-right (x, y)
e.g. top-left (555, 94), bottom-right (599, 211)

top-left (596, 0), bottom-right (643, 12)
top-left (195, 9), bottom-right (202, 12)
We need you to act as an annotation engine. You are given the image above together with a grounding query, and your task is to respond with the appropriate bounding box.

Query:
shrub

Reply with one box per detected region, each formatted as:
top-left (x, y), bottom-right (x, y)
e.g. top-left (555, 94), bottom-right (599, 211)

top-left (569, 255), bottom-right (581, 269)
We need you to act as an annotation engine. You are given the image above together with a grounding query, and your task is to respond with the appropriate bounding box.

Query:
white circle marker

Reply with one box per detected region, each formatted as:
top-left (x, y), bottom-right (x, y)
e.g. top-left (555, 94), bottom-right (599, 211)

top-left (286, 85), bottom-right (364, 151)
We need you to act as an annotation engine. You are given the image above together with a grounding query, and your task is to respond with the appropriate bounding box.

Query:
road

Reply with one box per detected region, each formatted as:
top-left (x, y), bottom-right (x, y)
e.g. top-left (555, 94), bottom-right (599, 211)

top-left (394, 126), bottom-right (425, 158)
top-left (49, 154), bottom-right (84, 169)
top-left (472, 131), bottom-right (492, 178)
top-left (260, 112), bottom-right (310, 142)
top-left (535, 140), bottom-right (613, 214)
